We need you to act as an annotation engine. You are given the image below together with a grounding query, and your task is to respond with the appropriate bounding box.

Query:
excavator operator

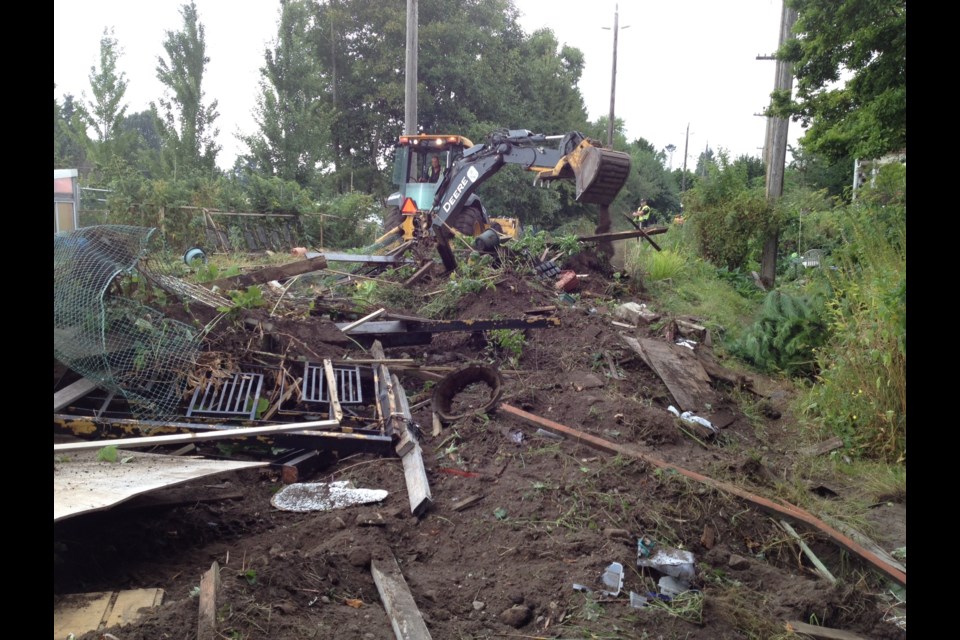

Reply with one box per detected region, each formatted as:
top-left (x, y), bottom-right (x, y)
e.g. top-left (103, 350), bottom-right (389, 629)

top-left (422, 155), bottom-right (443, 183)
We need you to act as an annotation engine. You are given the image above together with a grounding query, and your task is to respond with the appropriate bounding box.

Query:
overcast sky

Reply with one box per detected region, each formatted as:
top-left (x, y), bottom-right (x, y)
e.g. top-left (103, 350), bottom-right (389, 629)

top-left (53, 0), bottom-right (802, 172)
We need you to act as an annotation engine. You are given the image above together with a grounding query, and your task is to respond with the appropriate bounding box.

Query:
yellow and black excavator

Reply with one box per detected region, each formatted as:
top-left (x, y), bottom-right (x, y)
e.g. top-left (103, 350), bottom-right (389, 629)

top-left (379, 129), bottom-right (631, 270)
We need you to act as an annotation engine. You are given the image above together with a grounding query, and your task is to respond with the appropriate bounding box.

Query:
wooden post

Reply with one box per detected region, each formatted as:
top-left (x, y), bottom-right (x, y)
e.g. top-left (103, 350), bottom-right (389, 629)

top-left (198, 561), bottom-right (221, 640)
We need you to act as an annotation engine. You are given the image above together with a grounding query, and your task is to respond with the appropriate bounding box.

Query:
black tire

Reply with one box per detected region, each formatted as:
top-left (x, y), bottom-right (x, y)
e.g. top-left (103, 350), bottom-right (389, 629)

top-left (447, 206), bottom-right (484, 236)
top-left (383, 207), bottom-right (403, 234)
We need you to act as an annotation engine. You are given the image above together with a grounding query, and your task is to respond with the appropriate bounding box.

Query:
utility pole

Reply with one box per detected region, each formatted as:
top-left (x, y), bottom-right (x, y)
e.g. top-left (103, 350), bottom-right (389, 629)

top-left (681, 123), bottom-right (690, 192)
top-left (603, 5), bottom-right (629, 147)
top-left (404, 0), bottom-right (418, 135)
top-left (759, 3), bottom-right (798, 288)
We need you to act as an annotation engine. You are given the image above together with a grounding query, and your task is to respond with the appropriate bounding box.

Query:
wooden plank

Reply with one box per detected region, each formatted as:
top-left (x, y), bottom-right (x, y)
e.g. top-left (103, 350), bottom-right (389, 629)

top-left (622, 336), bottom-right (715, 412)
top-left (799, 437), bottom-right (845, 457)
top-left (53, 592), bottom-right (113, 639)
top-left (451, 495), bottom-right (484, 512)
top-left (785, 620), bottom-right (869, 640)
top-left (53, 419), bottom-right (340, 453)
top-left (576, 226), bottom-right (668, 242)
top-left (371, 553), bottom-right (433, 640)
top-left (392, 374), bottom-right (415, 456)
top-left (205, 255), bottom-right (328, 291)
top-left (323, 359), bottom-right (344, 423)
top-left (54, 378), bottom-right (100, 411)
top-left (54, 588), bottom-right (163, 639)
top-left (499, 403), bottom-right (906, 588)
top-left (401, 440), bottom-right (433, 517)
top-left (107, 588), bottom-right (164, 628)
top-left (340, 308), bottom-right (387, 333)
top-left (821, 515), bottom-right (907, 575)
top-left (404, 261), bottom-right (435, 288)
top-left (781, 520), bottom-right (836, 583)
top-left (198, 562), bottom-right (221, 640)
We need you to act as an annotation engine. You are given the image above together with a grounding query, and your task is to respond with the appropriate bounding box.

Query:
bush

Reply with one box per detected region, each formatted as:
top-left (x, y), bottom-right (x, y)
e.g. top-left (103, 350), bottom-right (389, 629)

top-left (732, 290), bottom-right (828, 378)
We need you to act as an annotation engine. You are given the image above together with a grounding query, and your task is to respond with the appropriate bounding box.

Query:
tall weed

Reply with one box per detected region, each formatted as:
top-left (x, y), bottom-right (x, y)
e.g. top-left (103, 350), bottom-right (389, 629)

top-left (802, 169), bottom-right (905, 463)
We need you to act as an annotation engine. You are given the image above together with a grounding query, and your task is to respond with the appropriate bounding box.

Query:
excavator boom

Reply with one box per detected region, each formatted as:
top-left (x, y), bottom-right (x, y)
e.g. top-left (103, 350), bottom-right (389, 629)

top-left (431, 129), bottom-right (631, 234)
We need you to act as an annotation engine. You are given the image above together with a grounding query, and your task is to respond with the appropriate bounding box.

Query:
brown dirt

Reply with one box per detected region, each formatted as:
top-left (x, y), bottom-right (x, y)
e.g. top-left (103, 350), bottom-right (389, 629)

top-left (54, 250), bottom-right (907, 640)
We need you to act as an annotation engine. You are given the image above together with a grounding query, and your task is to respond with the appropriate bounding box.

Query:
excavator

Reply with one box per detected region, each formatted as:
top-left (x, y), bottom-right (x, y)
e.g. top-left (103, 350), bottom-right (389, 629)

top-left (379, 129), bottom-right (631, 271)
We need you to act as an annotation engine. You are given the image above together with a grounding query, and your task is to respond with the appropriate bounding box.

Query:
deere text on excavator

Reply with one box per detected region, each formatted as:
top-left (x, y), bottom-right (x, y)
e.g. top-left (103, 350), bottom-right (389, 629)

top-left (380, 129), bottom-right (631, 271)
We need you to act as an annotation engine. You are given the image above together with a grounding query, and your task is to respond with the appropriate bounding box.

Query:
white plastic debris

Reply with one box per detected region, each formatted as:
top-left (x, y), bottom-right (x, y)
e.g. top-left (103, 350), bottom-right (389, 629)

top-left (667, 406), bottom-right (718, 435)
top-left (675, 338), bottom-right (697, 350)
top-left (637, 546), bottom-right (697, 581)
top-left (270, 480), bottom-right (388, 513)
top-left (658, 576), bottom-right (692, 598)
top-left (600, 562), bottom-right (624, 597)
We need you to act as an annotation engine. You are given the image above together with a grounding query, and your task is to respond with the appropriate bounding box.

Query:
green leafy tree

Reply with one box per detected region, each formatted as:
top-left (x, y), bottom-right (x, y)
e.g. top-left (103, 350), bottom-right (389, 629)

top-left (243, 0), bottom-right (334, 188)
top-left (85, 28), bottom-right (129, 145)
top-left (55, 89), bottom-right (90, 170)
top-left (155, 1), bottom-right (221, 176)
top-left (771, 0), bottom-right (906, 161)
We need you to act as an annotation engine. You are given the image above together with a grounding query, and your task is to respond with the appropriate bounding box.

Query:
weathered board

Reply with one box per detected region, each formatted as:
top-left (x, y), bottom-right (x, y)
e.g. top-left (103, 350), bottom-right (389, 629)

top-left (622, 336), bottom-right (716, 412)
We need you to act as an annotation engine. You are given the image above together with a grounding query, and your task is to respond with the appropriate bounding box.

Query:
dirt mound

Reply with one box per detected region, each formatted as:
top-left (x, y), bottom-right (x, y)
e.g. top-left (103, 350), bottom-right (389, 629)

top-left (54, 257), bottom-right (906, 640)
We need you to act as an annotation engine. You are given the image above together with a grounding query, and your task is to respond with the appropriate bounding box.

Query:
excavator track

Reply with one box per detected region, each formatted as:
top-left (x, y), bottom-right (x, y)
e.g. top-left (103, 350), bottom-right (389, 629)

top-left (574, 146), bottom-right (632, 206)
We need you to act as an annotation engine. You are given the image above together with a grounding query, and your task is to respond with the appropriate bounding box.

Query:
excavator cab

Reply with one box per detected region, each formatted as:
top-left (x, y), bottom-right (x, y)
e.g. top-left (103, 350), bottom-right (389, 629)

top-left (381, 134), bottom-right (517, 245)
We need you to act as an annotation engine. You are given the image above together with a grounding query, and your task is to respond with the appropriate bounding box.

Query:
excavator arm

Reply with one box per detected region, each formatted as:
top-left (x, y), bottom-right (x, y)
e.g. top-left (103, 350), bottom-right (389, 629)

top-left (427, 129), bottom-right (631, 270)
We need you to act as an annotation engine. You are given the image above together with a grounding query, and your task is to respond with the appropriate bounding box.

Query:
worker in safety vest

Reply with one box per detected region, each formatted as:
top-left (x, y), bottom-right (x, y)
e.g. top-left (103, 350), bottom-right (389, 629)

top-left (633, 199), bottom-right (652, 227)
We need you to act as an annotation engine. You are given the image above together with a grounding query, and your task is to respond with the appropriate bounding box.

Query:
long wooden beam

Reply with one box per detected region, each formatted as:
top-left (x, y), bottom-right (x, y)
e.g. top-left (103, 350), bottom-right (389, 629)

top-left (498, 403), bottom-right (906, 587)
top-left (205, 255), bottom-right (328, 290)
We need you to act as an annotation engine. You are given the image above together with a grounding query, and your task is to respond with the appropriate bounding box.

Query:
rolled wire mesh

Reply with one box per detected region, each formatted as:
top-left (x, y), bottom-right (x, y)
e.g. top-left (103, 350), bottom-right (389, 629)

top-left (54, 225), bottom-right (201, 422)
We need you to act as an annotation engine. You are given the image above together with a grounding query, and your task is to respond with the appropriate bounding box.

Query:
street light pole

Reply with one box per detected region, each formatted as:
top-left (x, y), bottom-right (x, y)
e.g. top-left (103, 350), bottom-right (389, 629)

top-left (603, 5), bottom-right (629, 147)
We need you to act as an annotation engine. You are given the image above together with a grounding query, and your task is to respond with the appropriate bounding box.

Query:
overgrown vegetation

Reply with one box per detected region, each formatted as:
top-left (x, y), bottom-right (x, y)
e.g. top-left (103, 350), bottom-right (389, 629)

top-left (801, 164), bottom-right (906, 462)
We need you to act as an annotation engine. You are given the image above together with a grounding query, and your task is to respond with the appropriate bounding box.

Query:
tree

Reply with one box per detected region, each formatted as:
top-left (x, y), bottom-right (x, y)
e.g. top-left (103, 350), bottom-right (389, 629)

top-left (85, 28), bottom-right (129, 144)
top-left (771, 0), bottom-right (906, 161)
top-left (155, 1), bottom-right (221, 176)
top-left (55, 88), bottom-right (90, 170)
top-left (243, 0), bottom-right (333, 188)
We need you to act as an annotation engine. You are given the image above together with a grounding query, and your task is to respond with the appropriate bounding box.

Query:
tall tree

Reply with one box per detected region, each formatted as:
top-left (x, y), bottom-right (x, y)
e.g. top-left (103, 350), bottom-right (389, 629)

top-left (85, 28), bottom-right (129, 144)
top-left (155, 1), bottom-right (220, 176)
top-left (771, 0), bottom-right (906, 161)
top-left (243, 0), bottom-right (333, 188)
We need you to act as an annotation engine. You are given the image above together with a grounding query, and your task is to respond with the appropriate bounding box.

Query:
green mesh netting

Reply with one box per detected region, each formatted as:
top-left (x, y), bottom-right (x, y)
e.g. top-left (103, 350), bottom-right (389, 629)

top-left (54, 225), bottom-right (201, 422)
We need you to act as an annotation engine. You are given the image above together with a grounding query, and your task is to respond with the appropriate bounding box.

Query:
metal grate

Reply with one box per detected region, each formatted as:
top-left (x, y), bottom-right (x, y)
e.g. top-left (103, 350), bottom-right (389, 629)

top-left (187, 372), bottom-right (265, 420)
top-left (303, 363), bottom-right (363, 404)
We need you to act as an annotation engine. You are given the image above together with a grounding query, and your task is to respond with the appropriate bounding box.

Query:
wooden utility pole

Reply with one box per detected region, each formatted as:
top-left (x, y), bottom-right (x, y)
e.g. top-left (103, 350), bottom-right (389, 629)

top-left (759, 3), bottom-right (798, 288)
top-left (681, 123), bottom-right (690, 192)
top-left (404, 0), bottom-right (418, 135)
top-left (604, 5), bottom-right (629, 147)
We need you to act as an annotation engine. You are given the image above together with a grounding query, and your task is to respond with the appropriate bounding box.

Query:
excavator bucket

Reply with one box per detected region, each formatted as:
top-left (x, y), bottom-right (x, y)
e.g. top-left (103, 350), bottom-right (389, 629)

top-left (535, 140), bottom-right (632, 206)
top-left (572, 145), bottom-right (632, 205)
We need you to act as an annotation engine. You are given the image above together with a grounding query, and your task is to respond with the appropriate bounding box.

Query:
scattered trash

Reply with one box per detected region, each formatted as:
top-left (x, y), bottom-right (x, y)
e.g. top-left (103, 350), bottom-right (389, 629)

top-left (555, 270), bottom-right (580, 292)
top-left (629, 592), bottom-right (649, 608)
top-left (182, 246), bottom-right (207, 266)
top-left (270, 480), bottom-right (387, 513)
top-left (675, 338), bottom-right (697, 350)
top-left (509, 430), bottom-right (525, 445)
top-left (637, 535), bottom-right (657, 558)
top-left (572, 583), bottom-right (593, 593)
top-left (667, 406), bottom-right (718, 435)
top-left (534, 428), bottom-right (564, 441)
top-left (637, 544), bottom-right (697, 581)
top-left (600, 562), bottom-right (624, 597)
top-left (658, 576), bottom-right (693, 598)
